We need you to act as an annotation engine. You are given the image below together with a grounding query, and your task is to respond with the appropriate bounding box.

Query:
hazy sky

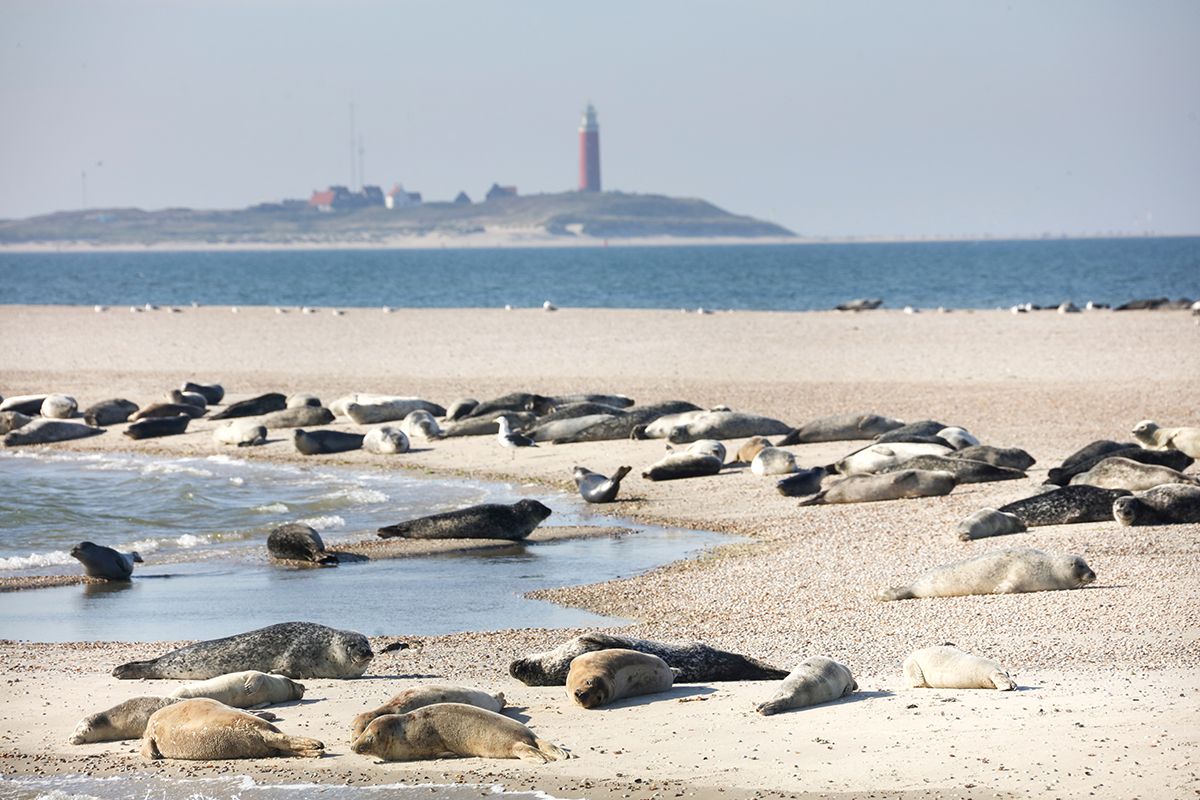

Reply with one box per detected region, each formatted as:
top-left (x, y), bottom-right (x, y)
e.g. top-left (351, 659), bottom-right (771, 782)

top-left (2, 0), bottom-right (1197, 237)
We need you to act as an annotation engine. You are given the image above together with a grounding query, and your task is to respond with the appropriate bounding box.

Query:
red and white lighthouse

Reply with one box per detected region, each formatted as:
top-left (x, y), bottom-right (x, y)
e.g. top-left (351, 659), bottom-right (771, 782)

top-left (578, 103), bottom-right (601, 192)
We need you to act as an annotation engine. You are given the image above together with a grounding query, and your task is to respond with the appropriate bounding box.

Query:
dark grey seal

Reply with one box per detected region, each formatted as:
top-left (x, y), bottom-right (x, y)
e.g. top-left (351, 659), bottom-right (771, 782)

top-left (1113, 484), bottom-right (1200, 526)
top-left (131, 402), bottom-right (206, 421)
top-left (442, 411), bottom-right (537, 438)
top-left (509, 632), bottom-right (789, 686)
top-left (293, 428), bottom-right (364, 455)
top-left (444, 398), bottom-right (479, 421)
top-left (182, 381), bottom-right (225, 404)
top-left (83, 398), bottom-right (139, 426)
top-left (0, 410), bottom-right (33, 434)
top-left (778, 412), bottom-right (904, 445)
top-left (527, 402), bottom-right (629, 426)
top-left (112, 621), bottom-right (374, 680)
top-left (998, 485), bottom-right (1131, 526)
top-left (547, 393), bottom-right (635, 409)
top-left (873, 420), bottom-right (950, 443)
top-left (947, 445), bottom-right (1036, 471)
top-left (556, 401), bottom-right (703, 444)
top-left (835, 298), bottom-right (883, 311)
top-left (879, 455), bottom-right (1025, 484)
top-left (774, 467), bottom-right (828, 497)
top-left (0, 395), bottom-right (47, 416)
top-left (466, 392), bottom-right (555, 418)
top-left (260, 406), bottom-right (335, 429)
top-left (210, 393), bottom-right (287, 420)
top-left (1047, 444), bottom-right (1193, 486)
top-left (124, 415), bottom-right (190, 439)
top-left (377, 499), bottom-right (552, 541)
top-left (573, 465), bottom-right (632, 504)
top-left (70, 541), bottom-right (142, 580)
top-left (1044, 440), bottom-right (1138, 485)
top-left (168, 389), bottom-right (207, 409)
top-left (4, 419), bottom-right (104, 446)
top-left (267, 523), bottom-right (338, 565)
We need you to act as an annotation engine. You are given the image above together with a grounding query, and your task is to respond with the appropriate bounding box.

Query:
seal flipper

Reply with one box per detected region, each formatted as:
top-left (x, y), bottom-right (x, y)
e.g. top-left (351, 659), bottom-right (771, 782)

top-left (140, 735), bottom-right (162, 760)
top-left (113, 659), bottom-right (158, 679)
top-left (796, 491), bottom-right (829, 507)
top-left (877, 585), bottom-right (915, 602)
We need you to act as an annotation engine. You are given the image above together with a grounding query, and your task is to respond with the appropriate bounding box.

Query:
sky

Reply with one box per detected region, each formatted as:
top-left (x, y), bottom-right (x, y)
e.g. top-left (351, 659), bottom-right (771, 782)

top-left (1, 0), bottom-right (1197, 238)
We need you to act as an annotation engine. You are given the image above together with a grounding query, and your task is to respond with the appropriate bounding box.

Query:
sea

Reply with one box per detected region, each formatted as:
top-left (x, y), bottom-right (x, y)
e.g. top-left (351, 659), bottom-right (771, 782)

top-left (0, 237), bottom-right (1197, 310)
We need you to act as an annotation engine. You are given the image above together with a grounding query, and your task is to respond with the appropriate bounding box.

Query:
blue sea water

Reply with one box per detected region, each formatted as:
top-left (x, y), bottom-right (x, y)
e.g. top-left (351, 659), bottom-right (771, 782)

top-left (0, 238), bottom-right (1196, 310)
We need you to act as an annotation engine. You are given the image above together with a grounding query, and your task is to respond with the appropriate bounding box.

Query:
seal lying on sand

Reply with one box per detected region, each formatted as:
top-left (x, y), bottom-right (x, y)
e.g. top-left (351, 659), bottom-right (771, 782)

top-left (400, 409), bottom-right (443, 440)
top-left (775, 467), bottom-right (828, 497)
top-left (444, 398), bottom-right (479, 421)
top-left (40, 394), bottom-right (78, 418)
top-left (260, 406), bottom-right (335, 428)
top-left (755, 657), bottom-right (857, 716)
top-left (71, 697), bottom-right (184, 744)
top-left (141, 698), bottom-right (324, 760)
top-left (734, 436), bottom-right (773, 464)
top-left (268, 523), bottom-right (338, 565)
top-left (526, 413), bottom-right (617, 443)
top-left (1112, 484), bottom-right (1200, 526)
top-left (1069, 456), bottom-right (1199, 492)
top-left (509, 632), bottom-right (788, 686)
top-left (573, 465), bottom-right (632, 503)
top-left (168, 670), bottom-right (305, 708)
top-left (833, 443), bottom-right (953, 475)
top-left (873, 420), bottom-right (949, 444)
top-left (131, 402), bottom-right (205, 421)
top-left (0, 394), bottom-right (48, 415)
top-left (751, 447), bottom-right (798, 476)
top-left (83, 398), bottom-right (139, 426)
top-left (778, 412), bottom-right (904, 445)
top-left (294, 428), bottom-right (364, 455)
top-left (947, 445), bottom-right (1036, 471)
top-left (346, 398), bottom-right (446, 425)
top-left (1046, 442), bottom-right (1194, 486)
top-left (351, 703), bottom-right (569, 763)
top-left (213, 419), bottom-right (266, 447)
top-left (552, 401), bottom-right (703, 443)
top-left (567, 649), bottom-right (675, 709)
top-left (798, 469), bottom-right (957, 506)
top-left (351, 685), bottom-right (506, 742)
top-left (1132, 420), bottom-right (1200, 458)
top-left (210, 393), bottom-right (287, 420)
top-left (182, 381), bottom-right (224, 405)
top-left (1044, 440), bottom-right (1138, 485)
top-left (286, 393), bottom-right (322, 409)
top-left (956, 508), bottom-right (1027, 540)
top-left (465, 392), bottom-right (555, 418)
top-left (71, 542), bottom-right (142, 580)
top-left (665, 411), bottom-right (792, 444)
top-left (113, 621), bottom-right (374, 680)
top-left (442, 411), bottom-right (537, 438)
top-left (378, 499), bottom-right (552, 540)
top-left (4, 419), bottom-right (103, 446)
top-left (879, 454), bottom-right (1025, 483)
top-left (903, 644), bottom-right (1016, 690)
top-left (998, 485), bottom-right (1130, 526)
top-left (363, 426), bottom-right (410, 454)
top-left (877, 547), bottom-right (1095, 601)
top-left (168, 389), bottom-right (207, 409)
top-left (124, 415), bottom-right (189, 440)
top-left (642, 448), bottom-right (723, 481)
top-left (0, 410), bottom-right (33, 434)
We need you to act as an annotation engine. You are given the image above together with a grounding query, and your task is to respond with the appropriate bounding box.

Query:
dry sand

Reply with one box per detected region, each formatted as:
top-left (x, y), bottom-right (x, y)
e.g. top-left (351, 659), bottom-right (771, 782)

top-left (0, 305), bottom-right (1198, 799)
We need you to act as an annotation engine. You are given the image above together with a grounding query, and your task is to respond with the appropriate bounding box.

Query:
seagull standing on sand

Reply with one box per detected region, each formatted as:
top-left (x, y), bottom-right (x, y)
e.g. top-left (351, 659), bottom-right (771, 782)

top-left (497, 415), bottom-right (537, 457)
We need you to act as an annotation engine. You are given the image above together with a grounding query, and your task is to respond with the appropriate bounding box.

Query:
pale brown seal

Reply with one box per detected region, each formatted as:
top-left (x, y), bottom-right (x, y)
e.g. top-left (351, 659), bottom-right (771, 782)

top-left (878, 548), bottom-right (1095, 601)
top-left (351, 703), bottom-right (569, 763)
top-left (566, 649), bottom-right (675, 708)
top-left (903, 644), bottom-right (1016, 690)
top-left (350, 685), bottom-right (505, 742)
top-left (140, 698), bottom-right (323, 760)
top-left (755, 657), bottom-right (857, 715)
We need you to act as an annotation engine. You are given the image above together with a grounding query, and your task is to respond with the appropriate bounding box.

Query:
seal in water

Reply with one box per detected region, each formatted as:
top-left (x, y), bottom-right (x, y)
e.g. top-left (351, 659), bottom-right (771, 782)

top-left (956, 508), bottom-right (1027, 540)
top-left (997, 485), bottom-right (1131, 526)
top-left (797, 469), bottom-right (957, 505)
top-left (377, 499), bottom-right (552, 541)
top-left (567, 649), bottom-right (675, 709)
top-left (70, 541), bottom-right (142, 580)
top-left (210, 392), bottom-right (287, 420)
top-left (509, 632), bottom-right (788, 686)
top-left (112, 621), bottom-right (374, 680)
top-left (350, 685), bottom-right (506, 743)
top-left (1069, 456), bottom-right (1199, 492)
top-left (573, 465), bottom-right (632, 503)
top-left (293, 428), bottom-right (364, 455)
top-left (903, 644), bottom-right (1016, 690)
top-left (259, 406), bottom-right (335, 428)
top-left (755, 657), bottom-right (857, 716)
top-left (124, 415), bottom-right (190, 440)
top-left (168, 670), bottom-right (305, 708)
top-left (141, 698), bottom-right (324, 760)
top-left (4, 419), bottom-right (104, 446)
top-left (83, 398), bottom-right (139, 427)
top-left (877, 547), bottom-right (1095, 601)
top-left (268, 523), bottom-right (338, 565)
top-left (131, 402), bottom-right (205, 421)
top-left (778, 412), bottom-right (905, 445)
top-left (1112, 484), bottom-right (1200, 526)
top-left (182, 381), bottom-right (224, 404)
top-left (351, 703), bottom-right (569, 763)
top-left (775, 467), bottom-right (828, 497)
top-left (1131, 419), bottom-right (1200, 458)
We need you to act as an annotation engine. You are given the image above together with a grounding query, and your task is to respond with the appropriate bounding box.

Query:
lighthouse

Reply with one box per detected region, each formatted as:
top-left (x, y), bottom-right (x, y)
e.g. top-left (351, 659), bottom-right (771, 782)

top-left (578, 103), bottom-right (601, 192)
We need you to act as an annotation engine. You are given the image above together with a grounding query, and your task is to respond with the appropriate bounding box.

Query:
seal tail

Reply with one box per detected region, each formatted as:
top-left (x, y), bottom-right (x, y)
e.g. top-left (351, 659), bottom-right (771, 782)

top-left (112, 659), bottom-right (158, 679)
top-left (796, 492), bottom-right (828, 507)
top-left (265, 732), bottom-right (325, 757)
top-left (532, 736), bottom-right (571, 761)
top-left (755, 699), bottom-right (786, 716)
top-left (877, 585), bottom-right (915, 602)
top-left (376, 523), bottom-right (412, 539)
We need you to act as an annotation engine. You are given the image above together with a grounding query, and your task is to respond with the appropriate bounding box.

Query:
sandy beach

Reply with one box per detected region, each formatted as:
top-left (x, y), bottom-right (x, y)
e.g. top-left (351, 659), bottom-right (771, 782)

top-left (0, 305), bottom-right (1197, 799)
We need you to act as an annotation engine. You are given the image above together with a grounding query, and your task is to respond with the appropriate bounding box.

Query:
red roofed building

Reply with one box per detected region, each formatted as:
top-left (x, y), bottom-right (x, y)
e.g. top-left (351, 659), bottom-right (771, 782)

top-left (308, 189), bottom-right (336, 212)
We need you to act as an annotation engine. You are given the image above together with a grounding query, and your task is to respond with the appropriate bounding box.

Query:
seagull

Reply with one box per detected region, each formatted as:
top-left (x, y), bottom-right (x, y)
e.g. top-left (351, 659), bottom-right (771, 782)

top-left (542, 300), bottom-right (557, 312)
top-left (496, 415), bottom-right (537, 456)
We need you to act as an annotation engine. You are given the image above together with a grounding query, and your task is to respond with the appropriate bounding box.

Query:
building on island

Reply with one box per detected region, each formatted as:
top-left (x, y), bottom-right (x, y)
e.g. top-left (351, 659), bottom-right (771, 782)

top-left (385, 184), bottom-right (423, 209)
top-left (578, 103), bottom-right (601, 192)
top-left (485, 183), bottom-right (518, 201)
top-left (453, 191), bottom-right (472, 205)
top-left (308, 185), bottom-right (385, 212)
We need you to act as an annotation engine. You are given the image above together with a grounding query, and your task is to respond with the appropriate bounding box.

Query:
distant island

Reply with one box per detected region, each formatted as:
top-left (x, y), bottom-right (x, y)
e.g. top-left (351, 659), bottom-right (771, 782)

top-left (0, 191), bottom-right (795, 250)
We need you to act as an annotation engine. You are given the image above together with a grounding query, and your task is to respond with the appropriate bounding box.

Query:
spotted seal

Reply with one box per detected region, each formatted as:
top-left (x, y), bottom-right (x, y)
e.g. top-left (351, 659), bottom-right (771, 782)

top-left (1046, 442), bottom-right (1193, 486)
top-left (903, 644), bottom-right (1016, 690)
top-left (833, 443), bottom-right (953, 475)
top-left (70, 541), bottom-right (142, 580)
top-left (734, 436), bottom-right (773, 464)
top-left (442, 411), bottom-right (537, 438)
top-left (83, 398), bottom-right (139, 427)
top-left (0, 394), bottom-right (48, 415)
top-left (351, 703), bottom-right (569, 763)
top-left (350, 685), bottom-right (506, 742)
top-left (775, 467), bottom-right (828, 497)
top-left (665, 411), bottom-right (793, 444)
top-left (755, 657), bottom-right (857, 716)
top-left (267, 523), bottom-right (338, 565)
top-left (935, 426), bottom-right (980, 450)
top-left (877, 547), bottom-right (1095, 601)
top-left (509, 632), bottom-right (788, 686)
top-left (778, 412), bottom-right (905, 445)
top-left (642, 449), bottom-right (723, 481)
top-left (551, 401), bottom-right (703, 443)
top-left (167, 389), bottom-right (207, 409)
top-left (573, 465), bottom-right (632, 503)
top-left (141, 698), bottom-right (324, 760)
top-left (71, 697), bottom-right (184, 744)
top-left (285, 393), bottom-right (321, 409)
top-left (0, 410), bottom-right (33, 434)
top-left (997, 485), bottom-right (1131, 526)
top-left (400, 409), bottom-right (443, 440)
top-left (112, 621), bottom-right (374, 680)
top-left (444, 398), bottom-right (479, 421)
top-left (464, 392), bottom-right (554, 418)
top-left (751, 447), bottom-right (798, 476)
top-left (526, 413), bottom-right (617, 443)
top-left (1112, 484), bottom-right (1200, 526)
top-left (377, 499), bottom-right (552, 541)
top-left (567, 649), bottom-right (675, 709)
top-left (873, 420), bottom-right (949, 444)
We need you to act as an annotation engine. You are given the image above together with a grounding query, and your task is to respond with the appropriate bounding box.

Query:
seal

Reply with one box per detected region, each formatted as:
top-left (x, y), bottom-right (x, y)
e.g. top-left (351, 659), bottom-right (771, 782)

top-left (0, 394), bottom-right (48, 415)
top-left (755, 657), bottom-right (857, 716)
top-left (70, 541), bottom-right (142, 580)
top-left (213, 419), bottom-right (267, 447)
top-left (268, 523), bottom-right (338, 565)
top-left (637, 409), bottom-right (709, 439)
top-left (339, 396), bottom-right (446, 424)
top-left (997, 485), bottom-right (1131, 526)
top-left (680, 439), bottom-right (726, 462)
top-left (777, 412), bottom-right (904, 445)
top-left (293, 428), bottom-right (364, 455)
top-left (40, 394), bottom-right (78, 419)
top-left (877, 547), bottom-right (1096, 601)
top-left (124, 415), bottom-right (190, 440)
top-left (444, 398), bottom-right (479, 421)
top-left (567, 649), bottom-right (675, 709)
top-left (1112, 484), bottom-right (1200, 526)
top-left (879, 454), bottom-right (1026, 484)
top-left (4, 419), bottom-right (103, 447)
top-left (798, 469), bottom-right (957, 505)
top-left (0, 410), bottom-right (33, 434)
top-left (442, 411), bottom-right (537, 438)
top-left (377, 499), bottom-right (552, 541)
top-left (751, 447), bottom-right (797, 476)
top-left (285, 393), bottom-right (322, 409)
top-left (833, 443), bottom-right (953, 475)
top-left (531, 401), bottom-right (629, 425)
top-left (131, 402), bottom-right (205, 421)
top-left (1044, 440), bottom-right (1138, 485)
top-left (935, 426), bottom-right (980, 450)
top-left (665, 411), bottom-right (793, 444)
top-left (573, 465), bottom-right (632, 503)
top-left (873, 420), bottom-right (949, 444)
top-left (956, 508), bottom-right (1027, 540)
top-left (350, 685), bottom-right (506, 742)
top-left (209, 393), bottom-right (287, 420)
top-left (168, 389), bottom-right (207, 409)
top-left (1132, 420), bottom-right (1200, 458)
top-left (545, 400), bottom-right (702, 444)
top-left (775, 467), bottom-right (828, 497)
top-left (548, 393), bottom-right (635, 409)
top-left (141, 698), bottom-right (324, 760)
top-left (351, 703), bottom-right (569, 763)
top-left (363, 425), bottom-right (410, 454)
top-left (83, 398), bottom-right (139, 427)
top-left (947, 445), bottom-right (1036, 471)
top-left (259, 406), bottom-right (335, 428)
top-left (182, 381), bottom-right (224, 404)
top-left (735, 436), bottom-right (773, 464)
top-left (465, 392), bottom-right (555, 418)
top-left (1047, 443), bottom-right (1192, 486)
top-left (509, 632), bottom-right (788, 686)
top-left (168, 670), bottom-right (305, 708)
top-left (903, 644), bottom-right (1016, 690)
top-left (71, 697), bottom-right (181, 744)
top-left (1069, 456), bottom-right (1199, 492)
top-left (642, 449), bottom-right (722, 481)
top-left (112, 621), bottom-right (374, 680)
top-left (526, 413), bottom-right (617, 443)
top-left (400, 409), bottom-right (443, 440)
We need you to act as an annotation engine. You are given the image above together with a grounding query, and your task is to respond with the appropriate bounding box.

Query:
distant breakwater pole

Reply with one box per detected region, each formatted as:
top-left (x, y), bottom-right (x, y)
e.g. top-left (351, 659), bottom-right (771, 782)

top-left (579, 103), bottom-right (601, 192)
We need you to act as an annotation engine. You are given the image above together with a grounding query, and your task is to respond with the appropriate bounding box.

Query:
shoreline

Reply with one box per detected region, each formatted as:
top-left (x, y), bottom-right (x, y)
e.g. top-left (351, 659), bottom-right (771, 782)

top-left (0, 305), bottom-right (1196, 798)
